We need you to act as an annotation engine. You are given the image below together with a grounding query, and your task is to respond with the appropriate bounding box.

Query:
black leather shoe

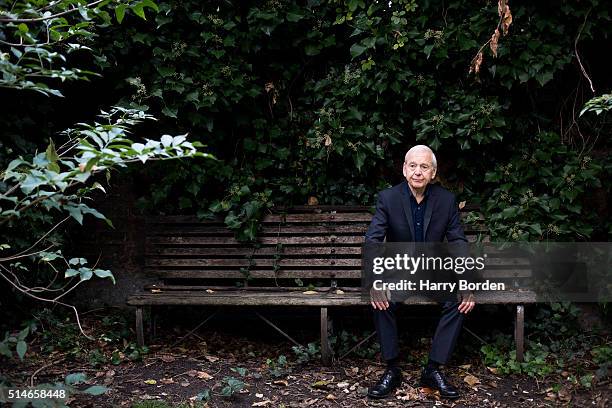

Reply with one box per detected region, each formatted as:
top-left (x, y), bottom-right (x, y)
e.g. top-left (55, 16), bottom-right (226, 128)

top-left (367, 367), bottom-right (402, 399)
top-left (420, 368), bottom-right (460, 399)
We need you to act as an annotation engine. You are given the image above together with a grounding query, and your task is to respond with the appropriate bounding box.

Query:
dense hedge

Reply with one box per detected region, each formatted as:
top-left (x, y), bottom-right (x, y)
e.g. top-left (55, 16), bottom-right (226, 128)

top-left (3, 0), bottom-right (611, 241)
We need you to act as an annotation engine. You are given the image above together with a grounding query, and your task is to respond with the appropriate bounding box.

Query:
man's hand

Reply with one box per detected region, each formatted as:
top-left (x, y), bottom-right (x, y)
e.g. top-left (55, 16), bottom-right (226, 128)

top-left (458, 292), bottom-right (475, 314)
top-left (370, 288), bottom-right (389, 310)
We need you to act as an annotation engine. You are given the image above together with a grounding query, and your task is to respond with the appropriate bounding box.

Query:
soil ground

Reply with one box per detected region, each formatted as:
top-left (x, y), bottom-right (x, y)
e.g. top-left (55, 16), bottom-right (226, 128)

top-left (2, 306), bottom-right (610, 407)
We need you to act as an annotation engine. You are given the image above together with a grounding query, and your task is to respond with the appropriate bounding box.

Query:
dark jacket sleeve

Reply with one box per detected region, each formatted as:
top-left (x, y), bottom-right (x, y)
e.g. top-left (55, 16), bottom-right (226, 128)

top-left (365, 191), bottom-right (388, 243)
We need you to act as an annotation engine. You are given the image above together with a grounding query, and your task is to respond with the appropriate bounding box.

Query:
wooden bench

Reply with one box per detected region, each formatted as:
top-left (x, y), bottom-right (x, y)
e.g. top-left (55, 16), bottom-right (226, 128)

top-left (127, 205), bottom-right (535, 364)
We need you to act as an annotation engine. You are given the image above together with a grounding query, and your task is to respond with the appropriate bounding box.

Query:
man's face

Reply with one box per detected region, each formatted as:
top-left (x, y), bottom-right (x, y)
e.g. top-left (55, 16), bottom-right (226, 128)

top-left (403, 150), bottom-right (436, 191)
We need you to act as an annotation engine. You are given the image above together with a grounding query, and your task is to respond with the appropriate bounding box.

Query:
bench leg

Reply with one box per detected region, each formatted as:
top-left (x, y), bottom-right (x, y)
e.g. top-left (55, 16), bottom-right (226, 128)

top-left (150, 306), bottom-right (157, 342)
top-left (514, 304), bottom-right (524, 362)
top-left (321, 307), bottom-right (333, 365)
top-left (136, 306), bottom-right (145, 347)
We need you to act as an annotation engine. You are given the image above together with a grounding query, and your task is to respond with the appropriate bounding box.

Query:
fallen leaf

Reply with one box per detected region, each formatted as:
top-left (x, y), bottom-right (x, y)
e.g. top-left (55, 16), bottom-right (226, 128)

top-left (143, 379), bottom-right (157, 385)
top-left (252, 401), bottom-right (272, 407)
top-left (312, 380), bottom-right (329, 389)
top-left (487, 366), bottom-right (499, 375)
top-left (151, 289), bottom-right (162, 293)
top-left (336, 382), bottom-right (349, 388)
top-left (255, 393), bottom-right (264, 398)
top-left (273, 380), bottom-right (288, 386)
top-left (308, 196), bottom-right (319, 206)
top-left (420, 386), bottom-right (441, 400)
top-left (205, 289), bottom-right (214, 293)
top-left (458, 201), bottom-right (466, 210)
top-left (204, 355), bottom-right (219, 363)
top-left (160, 355), bottom-right (175, 363)
top-left (325, 393), bottom-right (336, 400)
top-left (180, 381), bottom-right (190, 387)
top-left (464, 374), bottom-right (480, 387)
top-left (459, 364), bottom-right (471, 370)
top-left (335, 289), bottom-right (344, 294)
top-left (302, 290), bottom-right (318, 295)
top-left (160, 378), bottom-right (174, 384)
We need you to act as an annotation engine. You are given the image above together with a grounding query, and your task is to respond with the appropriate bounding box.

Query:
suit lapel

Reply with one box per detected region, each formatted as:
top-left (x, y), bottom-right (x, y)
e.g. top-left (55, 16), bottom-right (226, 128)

top-left (423, 187), bottom-right (435, 239)
top-left (400, 183), bottom-right (415, 239)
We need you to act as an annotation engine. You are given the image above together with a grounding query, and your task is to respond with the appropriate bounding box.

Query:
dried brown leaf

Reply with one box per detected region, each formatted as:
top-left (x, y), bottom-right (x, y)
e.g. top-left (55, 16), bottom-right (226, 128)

top-left (490, 28), bottom-right (500, 57)
top-left (464, 374), bottom-right (481, 387)
top-left (307, 196), bottom-right (319, 206)
top-left (497, 0), bottom-right (505, 17)
top-left (502, 5), bottom-right (513, 35)
top-left (469, 51), bottom-right (484, 75)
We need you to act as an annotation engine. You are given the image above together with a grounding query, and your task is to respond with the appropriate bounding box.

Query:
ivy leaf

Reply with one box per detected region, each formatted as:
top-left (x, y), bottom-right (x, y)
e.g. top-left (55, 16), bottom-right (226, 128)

top-left (350, 43), bottom-right (366, 58)
top-left (16, 340), bottom-right (27, 360)
top-left (94, 269), bottom-right (116, 284)
top-left (115, 4), bottom-right (127, 23)
top-left (65, 372), bottom-right (87, 385)
top-left (83, 385), bottom-right (108, 395)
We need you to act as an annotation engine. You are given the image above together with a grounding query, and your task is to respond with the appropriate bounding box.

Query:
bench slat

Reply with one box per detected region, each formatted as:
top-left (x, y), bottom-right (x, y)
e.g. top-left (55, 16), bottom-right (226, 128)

top-left (147, 246), bottom-right (363, 256)
top-left (148, 268), bottom-right (531, 279)
top-left (127, 290), bottom-right (536, 306)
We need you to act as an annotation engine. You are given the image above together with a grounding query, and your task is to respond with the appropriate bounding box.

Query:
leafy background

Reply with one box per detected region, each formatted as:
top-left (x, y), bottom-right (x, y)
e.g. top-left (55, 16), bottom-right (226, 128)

top-left (2, 0), bottom-right (611, 240)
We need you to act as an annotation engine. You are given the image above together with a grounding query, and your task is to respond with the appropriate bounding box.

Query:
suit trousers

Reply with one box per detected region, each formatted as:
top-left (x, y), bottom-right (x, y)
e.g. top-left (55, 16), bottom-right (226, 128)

top-left (373, 301), bottom-right (464, 364)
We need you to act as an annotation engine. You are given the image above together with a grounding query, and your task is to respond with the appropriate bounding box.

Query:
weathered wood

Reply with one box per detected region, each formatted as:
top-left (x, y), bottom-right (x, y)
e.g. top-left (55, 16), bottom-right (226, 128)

top-left (515, 304), bottom-right (525, 362)
top-left (147, 267), bottom-right (531, 280)
top-left (149, 224), bottom-right (371, 235)
top-left (148, 269), bottom-right (363, 279)
top-left (148, 235), bottom-right (365, 245)
top-left (135, 307), bottom-right (144, 347)
top-left (147, 246), bottom-right (364, 257)
top-left (145, 284), bottom-right (362, 292)
top-left (127, 290), bottom-right (537, 306)
top-left (321, 308), bottom-right (332, 365)
top-left (146, 258), bottom-right (362, 267)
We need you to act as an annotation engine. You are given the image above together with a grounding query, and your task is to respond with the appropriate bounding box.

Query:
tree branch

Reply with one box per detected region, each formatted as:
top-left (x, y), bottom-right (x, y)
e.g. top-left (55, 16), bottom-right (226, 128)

top-left (0, 0), bottom-right (106, 23)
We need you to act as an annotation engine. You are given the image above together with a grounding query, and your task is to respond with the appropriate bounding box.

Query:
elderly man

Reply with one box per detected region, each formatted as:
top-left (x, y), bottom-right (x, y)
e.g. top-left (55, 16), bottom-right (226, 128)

top-left (365, 145), bottom-right (475, 400)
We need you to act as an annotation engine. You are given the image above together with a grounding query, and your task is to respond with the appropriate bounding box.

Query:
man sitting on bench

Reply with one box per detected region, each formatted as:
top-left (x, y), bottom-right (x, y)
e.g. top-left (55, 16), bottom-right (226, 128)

top-left (365, 145), bottom-right (476, 400)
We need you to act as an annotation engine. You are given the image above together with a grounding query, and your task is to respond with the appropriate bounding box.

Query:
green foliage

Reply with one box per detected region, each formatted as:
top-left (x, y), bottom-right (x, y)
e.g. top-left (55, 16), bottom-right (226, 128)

top-left (84, 0), bottom-right (611, 243)
top-left (0, 325), bottom-right (31, 360)
top-left (220, 373), bottom-right (245, 398)
top-left (292, 342), bottom-right (320, 364)
top-left (581, 93), bottom-right (612, 116)
top-left (0, 372), bottom-right (107, 407)
top-left (482, 132), bottom-right (603, 240)
top-left (266, 354), bottom-right (289, 378)
top-left (330, 330), bottom-right (380, 359)
top-left (481, 303), bottom-right (609, 385)
top-left (0, 0), bottom-right (160, 95)
top-left (0, 107), bottom-right (207, 339)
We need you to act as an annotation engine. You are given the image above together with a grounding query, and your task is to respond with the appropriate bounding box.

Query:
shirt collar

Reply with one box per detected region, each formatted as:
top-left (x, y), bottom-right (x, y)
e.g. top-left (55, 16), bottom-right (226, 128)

top-left (406, 182), bottom-right (431, 200)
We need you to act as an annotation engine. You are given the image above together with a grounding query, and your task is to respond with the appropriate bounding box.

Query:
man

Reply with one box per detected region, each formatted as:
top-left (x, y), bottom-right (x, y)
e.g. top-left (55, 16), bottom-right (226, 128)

top-left (365, 145), bottom-right (475, 400)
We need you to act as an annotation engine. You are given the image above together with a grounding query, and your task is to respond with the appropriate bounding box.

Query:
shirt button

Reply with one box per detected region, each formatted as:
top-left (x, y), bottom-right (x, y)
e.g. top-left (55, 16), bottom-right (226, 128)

top-left (417, 222), bottom-right (420, 225)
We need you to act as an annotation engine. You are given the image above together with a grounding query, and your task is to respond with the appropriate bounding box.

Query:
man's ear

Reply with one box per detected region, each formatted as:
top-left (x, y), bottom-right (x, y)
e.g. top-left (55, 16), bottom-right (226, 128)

top-left (431, 168), bottom-right (437, 179)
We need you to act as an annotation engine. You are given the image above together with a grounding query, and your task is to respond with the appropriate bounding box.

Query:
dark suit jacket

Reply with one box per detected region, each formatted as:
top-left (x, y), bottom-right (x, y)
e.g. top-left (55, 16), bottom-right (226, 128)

top-left (365, 182), bottom-right (467, 243)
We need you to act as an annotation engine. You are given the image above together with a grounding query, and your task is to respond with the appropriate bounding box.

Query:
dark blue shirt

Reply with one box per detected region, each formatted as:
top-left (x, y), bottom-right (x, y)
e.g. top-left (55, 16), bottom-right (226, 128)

top-left (408, 184), bottom-right (430, 242)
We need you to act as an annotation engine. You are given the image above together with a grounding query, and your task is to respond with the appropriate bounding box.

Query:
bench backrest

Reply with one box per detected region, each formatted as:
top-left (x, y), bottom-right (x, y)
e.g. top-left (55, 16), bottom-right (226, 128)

top-left (143, 205), bottom-right (531, 289)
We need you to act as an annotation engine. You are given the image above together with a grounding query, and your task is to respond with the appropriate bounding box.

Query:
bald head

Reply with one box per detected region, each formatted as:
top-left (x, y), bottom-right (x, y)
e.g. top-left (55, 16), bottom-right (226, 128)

top-left (404, 145), bottom-right (437, 169)
top-left (402, 145), bottom-right (437, 194)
